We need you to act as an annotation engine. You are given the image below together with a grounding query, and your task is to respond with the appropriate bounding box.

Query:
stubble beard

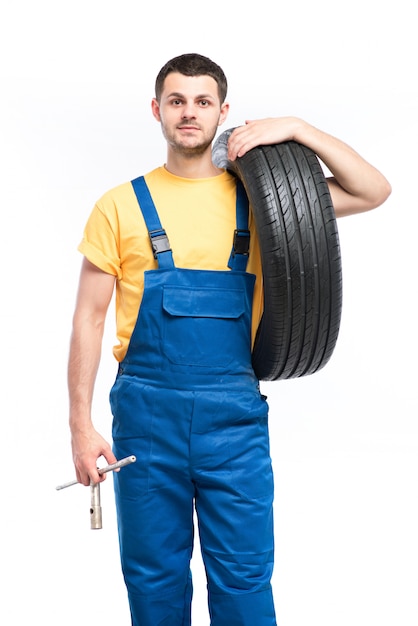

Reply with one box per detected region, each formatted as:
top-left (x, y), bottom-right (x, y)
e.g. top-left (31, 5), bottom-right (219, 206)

top-left (162, 121), bottom-right (219, 159)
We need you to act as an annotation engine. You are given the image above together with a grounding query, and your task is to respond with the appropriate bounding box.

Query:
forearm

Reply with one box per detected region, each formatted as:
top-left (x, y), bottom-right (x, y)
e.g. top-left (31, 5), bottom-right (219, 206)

top-left (68, 314), bottom-right (103, 433)
top-left (67, 312), bottom-right (116, 485)
top-left (291, 119), bottom-right (391, 215)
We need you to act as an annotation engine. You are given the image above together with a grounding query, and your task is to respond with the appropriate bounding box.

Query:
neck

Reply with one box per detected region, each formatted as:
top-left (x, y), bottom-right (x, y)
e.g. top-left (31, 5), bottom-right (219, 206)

top-left (164, 149), bottom-right (224, 179)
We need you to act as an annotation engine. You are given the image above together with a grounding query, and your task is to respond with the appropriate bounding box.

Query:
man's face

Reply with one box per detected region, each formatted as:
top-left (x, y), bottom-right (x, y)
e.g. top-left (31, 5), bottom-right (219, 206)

top-left (152, 72), bottom-right (229, 157)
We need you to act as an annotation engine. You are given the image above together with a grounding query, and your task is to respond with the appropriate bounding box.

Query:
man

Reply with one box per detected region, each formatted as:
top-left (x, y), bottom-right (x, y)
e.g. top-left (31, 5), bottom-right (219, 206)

top-left (68, 53), bottom-right (391, 625)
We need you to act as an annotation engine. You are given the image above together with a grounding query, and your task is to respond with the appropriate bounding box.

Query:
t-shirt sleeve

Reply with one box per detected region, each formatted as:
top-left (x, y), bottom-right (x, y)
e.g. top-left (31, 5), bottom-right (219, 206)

top-left (77, 201), bottom-right (122, 279)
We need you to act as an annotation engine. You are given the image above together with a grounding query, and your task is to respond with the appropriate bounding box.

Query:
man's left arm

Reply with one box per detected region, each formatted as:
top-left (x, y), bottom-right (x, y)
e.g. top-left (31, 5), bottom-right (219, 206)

top-left (227, 117), bottom-right (392, 217)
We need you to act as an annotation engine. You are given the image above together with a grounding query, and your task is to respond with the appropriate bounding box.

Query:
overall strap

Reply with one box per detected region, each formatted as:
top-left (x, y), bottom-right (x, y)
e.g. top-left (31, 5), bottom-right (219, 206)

top-left (228, 179), bottom-right (251, 272)
top-left (131, 176), bottom-right (174, 269)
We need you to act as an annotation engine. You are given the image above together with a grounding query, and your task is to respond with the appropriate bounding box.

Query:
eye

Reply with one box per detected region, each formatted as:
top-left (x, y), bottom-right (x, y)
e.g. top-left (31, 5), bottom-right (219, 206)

top-left (199, 100), bottom-right (209, 107)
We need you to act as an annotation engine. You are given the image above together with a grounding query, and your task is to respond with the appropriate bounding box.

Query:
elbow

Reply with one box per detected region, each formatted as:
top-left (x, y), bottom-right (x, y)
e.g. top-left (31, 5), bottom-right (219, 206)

top-left (353, 176), bottom-right (392, 216)
top-left (382, 178), bottom-right (392, 202)
top-left (372, 177), bottom-right (392, 209)
top-left (329, 173), bottom-right (392, 218)
top-left (351, 180), bottom-right (392, 217)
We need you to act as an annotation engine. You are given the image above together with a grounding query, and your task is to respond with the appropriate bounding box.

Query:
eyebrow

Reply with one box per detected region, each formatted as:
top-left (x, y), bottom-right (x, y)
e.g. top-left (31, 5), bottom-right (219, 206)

top-left (165, 91), bottom-right (216, 100)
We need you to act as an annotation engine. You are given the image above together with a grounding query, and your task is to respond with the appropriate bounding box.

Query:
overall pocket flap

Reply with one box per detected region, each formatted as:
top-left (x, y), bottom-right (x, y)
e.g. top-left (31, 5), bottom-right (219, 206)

top-left (163, 286), bottom-right (245, 319)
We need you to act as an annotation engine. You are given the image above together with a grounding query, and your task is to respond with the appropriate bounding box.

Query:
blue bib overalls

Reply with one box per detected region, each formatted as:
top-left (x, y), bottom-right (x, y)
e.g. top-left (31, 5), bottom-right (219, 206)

top-left (110, 176), bottom-right (276, 625)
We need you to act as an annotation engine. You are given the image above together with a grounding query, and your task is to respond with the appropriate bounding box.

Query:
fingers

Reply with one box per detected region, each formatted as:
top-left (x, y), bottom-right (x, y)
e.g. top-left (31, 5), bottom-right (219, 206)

top-left (227, 124), bottom-right (254, 161)
top-left (227, 120), bottom-right (271, 161)
top-left (72, 436), bottom-right (117, 486)
top-left (227, 117), bottom-right (300, 161)
top-left (75, 459), bottom-right (102, 486)
top-left (88, 450), bottom-right (121, 484)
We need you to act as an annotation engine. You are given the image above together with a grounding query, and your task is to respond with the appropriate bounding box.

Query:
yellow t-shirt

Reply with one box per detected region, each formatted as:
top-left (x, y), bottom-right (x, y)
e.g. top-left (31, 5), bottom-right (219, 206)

top-left (79, 166), bottom-right (263, 361)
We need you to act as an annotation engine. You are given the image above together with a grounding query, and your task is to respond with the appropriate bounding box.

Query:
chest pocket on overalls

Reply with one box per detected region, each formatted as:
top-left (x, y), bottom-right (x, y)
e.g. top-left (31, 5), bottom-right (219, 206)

top-left (162, 284), bottom-right (246, 367)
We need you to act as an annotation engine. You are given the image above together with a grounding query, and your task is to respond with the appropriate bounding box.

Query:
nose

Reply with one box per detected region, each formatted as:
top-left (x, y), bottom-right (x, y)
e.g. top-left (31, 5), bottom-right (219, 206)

top-left (181, 100), bottom-right (196, 119)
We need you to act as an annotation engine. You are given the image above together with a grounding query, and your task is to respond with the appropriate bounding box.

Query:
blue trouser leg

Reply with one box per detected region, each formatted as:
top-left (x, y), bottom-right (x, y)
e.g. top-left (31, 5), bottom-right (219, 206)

top-left (114, 457), bottom-right (195, 625)
top-left (113, 388), bottom-right (195, 625)
top-left (127, 574), bottom-right (193, 626)
top-left (197, 486), bottom-right (275, 626)
top-left (192, 390), bottom-right (276, 625)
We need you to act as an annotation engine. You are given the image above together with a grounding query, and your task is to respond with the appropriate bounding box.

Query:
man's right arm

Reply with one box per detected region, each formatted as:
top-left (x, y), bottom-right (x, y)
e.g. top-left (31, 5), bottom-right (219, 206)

top-left (68, 257), bottom-right (117, 486)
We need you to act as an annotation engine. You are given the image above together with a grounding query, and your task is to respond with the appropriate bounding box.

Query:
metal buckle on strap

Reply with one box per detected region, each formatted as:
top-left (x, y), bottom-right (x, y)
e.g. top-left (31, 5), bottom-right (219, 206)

top-left (232, 229), bottom-right (250, 256)
top-left (149, 229), bottom-right (171, 258)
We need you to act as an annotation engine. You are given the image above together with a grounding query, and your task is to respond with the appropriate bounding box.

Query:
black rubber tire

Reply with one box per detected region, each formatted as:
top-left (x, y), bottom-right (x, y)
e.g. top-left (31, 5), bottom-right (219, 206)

top-left (212, 128), bottom-right (343, 381)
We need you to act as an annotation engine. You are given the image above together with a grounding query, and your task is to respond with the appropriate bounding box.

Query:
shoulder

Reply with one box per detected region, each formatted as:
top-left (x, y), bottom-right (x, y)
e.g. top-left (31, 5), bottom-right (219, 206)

top-left (96, 167), bottom-right (162, 205)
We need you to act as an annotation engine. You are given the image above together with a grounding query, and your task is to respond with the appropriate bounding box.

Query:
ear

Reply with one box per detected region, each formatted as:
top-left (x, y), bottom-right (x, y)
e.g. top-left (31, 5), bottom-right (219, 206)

top-left (218, 102), bottom-right (230, 126)
top-left (151, 98), bottom-right (161, 122)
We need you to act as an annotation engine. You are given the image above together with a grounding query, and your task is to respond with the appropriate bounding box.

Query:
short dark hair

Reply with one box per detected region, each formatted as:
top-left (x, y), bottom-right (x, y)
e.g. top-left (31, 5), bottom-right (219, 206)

top-left (155, 53), bottom-right (228, 103)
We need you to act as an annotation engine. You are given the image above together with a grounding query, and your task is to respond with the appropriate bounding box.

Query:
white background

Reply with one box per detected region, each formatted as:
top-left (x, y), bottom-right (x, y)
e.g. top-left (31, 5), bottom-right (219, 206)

top-left (1, 1), bottom-right (417, 624)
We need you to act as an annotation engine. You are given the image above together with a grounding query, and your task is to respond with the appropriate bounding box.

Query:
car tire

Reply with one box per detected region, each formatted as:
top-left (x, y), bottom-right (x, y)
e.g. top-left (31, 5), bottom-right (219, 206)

top-left (212, 129), bottom-right (343, 380)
